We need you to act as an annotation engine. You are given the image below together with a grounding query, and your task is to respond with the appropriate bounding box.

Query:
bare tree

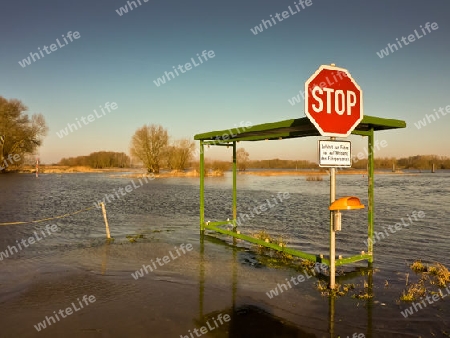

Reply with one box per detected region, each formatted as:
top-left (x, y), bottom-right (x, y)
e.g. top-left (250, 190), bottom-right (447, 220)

top-left (236, 147), bottom-right (249, 171)
top-left (167, 138), bottom-right (195, 171)
top-left (0, 97), bottom-right (48, 171)
top-left (165, 145), bottom-right (176, 170)
top-left (130, 124), bottom-right (168, 173)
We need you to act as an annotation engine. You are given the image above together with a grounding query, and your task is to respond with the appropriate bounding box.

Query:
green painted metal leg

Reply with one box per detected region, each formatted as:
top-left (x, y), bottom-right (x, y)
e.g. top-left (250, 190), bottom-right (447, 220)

top-left (200, 140), bottom-right (205, 232)
top-left (368, 129), bottom-right (374, 262)
top-left (232, 142), bottom-right (237, 229)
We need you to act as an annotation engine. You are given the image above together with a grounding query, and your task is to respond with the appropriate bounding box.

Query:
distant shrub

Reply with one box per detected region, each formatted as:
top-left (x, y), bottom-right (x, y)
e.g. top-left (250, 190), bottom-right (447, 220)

top-left (306, 176), bottom-right (323, 181)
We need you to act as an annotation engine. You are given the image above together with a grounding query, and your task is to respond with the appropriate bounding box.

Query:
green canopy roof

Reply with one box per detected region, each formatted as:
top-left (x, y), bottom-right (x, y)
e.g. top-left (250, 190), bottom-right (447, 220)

top-left (194, 115), bottom-right (406, 143)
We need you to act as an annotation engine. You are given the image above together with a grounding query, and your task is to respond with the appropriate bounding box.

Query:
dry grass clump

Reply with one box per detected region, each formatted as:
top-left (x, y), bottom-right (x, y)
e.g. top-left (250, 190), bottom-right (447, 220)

top-left (299, 259), bottom-right (316, 270)
top-left (252, 230), bottom-right (291, 260)
top-left (411, 260), bottom-right (427, 273)
top-left (428, 263), bottom-right (450, 287)
top-left (400, 276), bottom-right (427, 301)
top-left (399, 261), bottom-right (450, 301)
top-left (410, 261), bottom-right (450, 286)
top-left (253, 230), bottom-right (272, 243)
top-left (126, 234), bottom-right (145, 243)
top-left (252, 230), bottom-right (288, 247)
top-left (316, 280), bottom-right (355, 297)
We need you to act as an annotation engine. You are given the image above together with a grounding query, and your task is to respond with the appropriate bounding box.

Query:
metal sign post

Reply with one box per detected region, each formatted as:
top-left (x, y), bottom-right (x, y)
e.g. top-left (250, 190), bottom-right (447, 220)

top-left (317, 137), bottom-right (352, 289)
top-left (329, 137), bottom-right (336, 289)
top-left (305, 63), bottom-right (364, 290)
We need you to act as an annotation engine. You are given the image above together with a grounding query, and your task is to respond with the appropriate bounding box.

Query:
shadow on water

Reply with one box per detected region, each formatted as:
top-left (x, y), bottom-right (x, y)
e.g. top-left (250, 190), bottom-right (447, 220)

top-left (198, 305), bottom-right (316, 338)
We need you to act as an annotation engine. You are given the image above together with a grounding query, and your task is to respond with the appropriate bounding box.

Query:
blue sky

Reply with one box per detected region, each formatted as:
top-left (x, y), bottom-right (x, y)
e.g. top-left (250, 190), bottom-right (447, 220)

top-left (1, 0), bottom-right (449, 163)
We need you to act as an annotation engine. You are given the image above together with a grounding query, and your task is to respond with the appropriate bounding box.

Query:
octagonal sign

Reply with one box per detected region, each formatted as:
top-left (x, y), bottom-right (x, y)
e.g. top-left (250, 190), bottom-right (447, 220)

top-left (304, 65), bottom-right (363, 137)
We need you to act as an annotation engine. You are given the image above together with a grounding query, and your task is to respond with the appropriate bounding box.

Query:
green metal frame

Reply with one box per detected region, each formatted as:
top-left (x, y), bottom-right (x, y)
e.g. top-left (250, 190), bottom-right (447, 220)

top-left (200, 140), bottom-right (205, 231)
top-left (232, 142), bottom-right (237, 228)
top-left (195, 115), bottom-right (405, 266)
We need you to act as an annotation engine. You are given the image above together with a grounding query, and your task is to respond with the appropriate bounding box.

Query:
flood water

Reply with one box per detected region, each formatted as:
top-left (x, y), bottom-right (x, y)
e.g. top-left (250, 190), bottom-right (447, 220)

top-left (0, 171), bottom-right (449, 337)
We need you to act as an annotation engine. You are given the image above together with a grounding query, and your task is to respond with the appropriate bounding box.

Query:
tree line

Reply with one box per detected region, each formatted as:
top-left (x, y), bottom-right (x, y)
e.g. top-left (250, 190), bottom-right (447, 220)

top-left (351, 155), bottom-right (450, 170)
top-left (247, 159), bottom-right (318, 170)
top-left (58, 151), bottom-right (131, 168)
top-left (189, 155), bottom-right (450, 171)
top-left (1, 96), bottom-right (448, 173)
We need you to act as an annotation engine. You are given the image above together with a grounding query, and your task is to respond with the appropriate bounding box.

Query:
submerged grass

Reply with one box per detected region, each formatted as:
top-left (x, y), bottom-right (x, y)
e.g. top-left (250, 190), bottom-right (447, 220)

top-left (316, 280), bottom-right (356, 297)
top-left (252, 230), bottom-right (291, 260)
top-left (250, 231), bottom-right (378, 299)
top-left (400, 278), bottom-right (427, 301)
top-left (126, 234), bottom-right (145, 243)
top-left (399, 260), bottom-right (450, 301)
top-left (352, 279), bottom-right (373, 300)
top-left (428, 263), bottom-right (450, 287)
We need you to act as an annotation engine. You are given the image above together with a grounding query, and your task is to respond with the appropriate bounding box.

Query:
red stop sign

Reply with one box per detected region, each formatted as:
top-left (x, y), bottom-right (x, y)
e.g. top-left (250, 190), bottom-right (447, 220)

top-left (305, 65), bottom-right (363, 137)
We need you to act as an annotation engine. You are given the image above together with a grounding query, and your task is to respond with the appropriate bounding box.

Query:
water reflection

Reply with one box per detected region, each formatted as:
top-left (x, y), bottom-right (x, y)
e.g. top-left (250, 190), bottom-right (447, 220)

top-left (329, 265), bottom-right (374, 338)
top-left (101, 241), bottom-right (112, 275)
top-left (198, 232), bottom-right (374, 338)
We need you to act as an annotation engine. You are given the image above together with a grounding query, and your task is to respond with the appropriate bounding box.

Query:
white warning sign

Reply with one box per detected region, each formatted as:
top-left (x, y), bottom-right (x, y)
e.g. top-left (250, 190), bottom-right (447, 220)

top-left (318, 140), bottom-right (351, 167)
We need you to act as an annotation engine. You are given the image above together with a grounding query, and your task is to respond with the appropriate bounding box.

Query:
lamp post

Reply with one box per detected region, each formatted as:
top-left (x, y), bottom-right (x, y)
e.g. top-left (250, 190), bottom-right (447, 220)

top-left (328, 196), bottom-right (365, 288)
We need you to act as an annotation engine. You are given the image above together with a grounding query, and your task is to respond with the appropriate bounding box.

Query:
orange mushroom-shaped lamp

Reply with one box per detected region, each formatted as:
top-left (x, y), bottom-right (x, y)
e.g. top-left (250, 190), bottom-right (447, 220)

top-left (329, 196), bottom-right (364, 231)
top-left (329, 196), bottom-right (365, 211)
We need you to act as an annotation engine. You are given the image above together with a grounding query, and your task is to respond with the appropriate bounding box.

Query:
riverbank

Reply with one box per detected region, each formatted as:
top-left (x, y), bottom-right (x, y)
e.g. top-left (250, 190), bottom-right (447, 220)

top-left (239, 169), bottom-right (409, 176)
top-left (13, 165), bottom-right (413, 176)
top-left (15, 166), bottom-right (225, 177)
top-left (16, 165), bottom-right (129, 174)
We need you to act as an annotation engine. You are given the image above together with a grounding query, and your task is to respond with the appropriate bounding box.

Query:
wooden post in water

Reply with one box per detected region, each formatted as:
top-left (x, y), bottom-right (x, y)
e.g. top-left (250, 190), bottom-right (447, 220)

top-left (432, 163), bottom-right (435, 173)
top-left (100, 202), bottom-right (111, 239)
